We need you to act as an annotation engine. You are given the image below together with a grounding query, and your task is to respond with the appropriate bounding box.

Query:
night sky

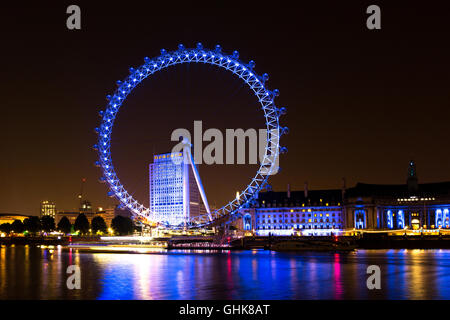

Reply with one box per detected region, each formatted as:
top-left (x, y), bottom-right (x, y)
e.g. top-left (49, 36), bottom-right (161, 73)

top-left (1, 1), bottom-right (449, 215)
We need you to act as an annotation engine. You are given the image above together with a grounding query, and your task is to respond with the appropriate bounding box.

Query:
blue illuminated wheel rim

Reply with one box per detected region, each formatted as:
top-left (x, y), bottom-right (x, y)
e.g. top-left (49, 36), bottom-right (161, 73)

top-left (94, 43), bottom-right (287, 228)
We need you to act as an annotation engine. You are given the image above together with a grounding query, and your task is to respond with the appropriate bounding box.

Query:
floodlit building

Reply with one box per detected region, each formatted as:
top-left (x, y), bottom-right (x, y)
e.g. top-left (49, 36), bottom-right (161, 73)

top-left (55, 211), bottom-right (90, 225)
top-left (95, 207), bottom-right (115, 227)
top-left (40, 201), bottom-right (56, 218)
top-left (236, 161), bottom-right (450, 235)
top-left (79, 200), bottom-right (93, 213)
top-left (55, 210), bottom-right (112, 227)
top-left (237, 184), bottom-right (344, 236)
top-left (149, 148), bottom-right (209, 227)
top-left (55, 199), bottom-right (100, 226)
top-left (344, 161), bottom-right (450, 230)
top-left (0, 213), bottom-right (29, 225)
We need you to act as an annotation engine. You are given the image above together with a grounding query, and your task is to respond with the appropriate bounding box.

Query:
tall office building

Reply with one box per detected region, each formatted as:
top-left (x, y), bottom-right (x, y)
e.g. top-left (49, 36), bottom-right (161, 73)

top-left (149, 149), bottom-right (208, 226)
top-left (40, 201), bottom-right (56, 218)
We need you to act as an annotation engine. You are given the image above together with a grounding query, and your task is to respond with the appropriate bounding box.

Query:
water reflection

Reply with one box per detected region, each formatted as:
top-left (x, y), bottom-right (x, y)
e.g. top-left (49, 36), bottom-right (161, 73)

top-left (1, 246), bottom-right (450, 299)
top-left (333, 253), bottom-right (343, 299)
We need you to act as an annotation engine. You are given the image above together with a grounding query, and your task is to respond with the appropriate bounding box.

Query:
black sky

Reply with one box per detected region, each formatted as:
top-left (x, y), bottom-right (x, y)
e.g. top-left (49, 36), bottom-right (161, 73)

top-left (1, 1), bottom-right (449, 215)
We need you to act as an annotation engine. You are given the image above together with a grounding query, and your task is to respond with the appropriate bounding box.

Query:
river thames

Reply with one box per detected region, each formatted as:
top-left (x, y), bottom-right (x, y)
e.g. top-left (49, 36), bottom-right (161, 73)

top-left (1, 245), bottom-right (450, 299)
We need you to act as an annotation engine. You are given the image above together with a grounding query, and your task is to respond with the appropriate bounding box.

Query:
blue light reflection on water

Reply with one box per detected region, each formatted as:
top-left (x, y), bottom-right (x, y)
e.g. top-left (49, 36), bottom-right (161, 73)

top-left (1, 246), bottom-right (450, 299)
top-left (90, 249), bottom-right (450, 300)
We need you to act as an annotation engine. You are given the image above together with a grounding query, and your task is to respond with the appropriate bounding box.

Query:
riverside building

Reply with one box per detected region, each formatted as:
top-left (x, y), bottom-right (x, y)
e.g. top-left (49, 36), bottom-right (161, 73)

top-left (40, 201), bottom-right (56, 219)
top-left (149, 150), bottom-right (209, 227)
top-left (236, 161), bottom-right (450, 235)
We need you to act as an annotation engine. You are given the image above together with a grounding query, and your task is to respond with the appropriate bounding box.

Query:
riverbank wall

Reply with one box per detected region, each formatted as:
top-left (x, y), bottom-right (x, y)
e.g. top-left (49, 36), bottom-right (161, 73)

top-left (2, 234), bottom-right (450, 250)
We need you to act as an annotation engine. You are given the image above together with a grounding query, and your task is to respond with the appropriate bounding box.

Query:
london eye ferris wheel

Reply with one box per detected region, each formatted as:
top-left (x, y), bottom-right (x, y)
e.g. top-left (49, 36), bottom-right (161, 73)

top-left (94, 43), bottom-right (288, 229)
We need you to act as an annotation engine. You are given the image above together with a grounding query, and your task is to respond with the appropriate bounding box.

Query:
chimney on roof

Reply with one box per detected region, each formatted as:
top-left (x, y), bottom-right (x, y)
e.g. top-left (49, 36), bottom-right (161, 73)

top-left (407, 160), bottom-right (418, 194)
top-left (304, 181), bottom-right (308, 198)
top-left (287, 183), bottom-right (291, 198)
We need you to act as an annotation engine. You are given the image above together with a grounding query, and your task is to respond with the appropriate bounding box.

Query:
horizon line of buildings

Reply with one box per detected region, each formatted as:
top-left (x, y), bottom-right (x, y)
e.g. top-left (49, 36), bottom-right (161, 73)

top-left (0, 200), bottom-right (133, 228)
top-left (2, 161), bottom-right (449, 236)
